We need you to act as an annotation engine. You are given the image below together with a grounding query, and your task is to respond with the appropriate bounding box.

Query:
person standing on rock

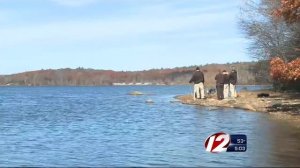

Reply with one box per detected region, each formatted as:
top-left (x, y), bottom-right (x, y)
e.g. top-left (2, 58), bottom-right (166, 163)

top-left (215, 70), bottom-right (224, 100)
top-left (223, 70), bottom-right (230, 99)
top-left (189, 67), bottom-right (205, 100)
top-left (229, 67), bottom-right (237, 98)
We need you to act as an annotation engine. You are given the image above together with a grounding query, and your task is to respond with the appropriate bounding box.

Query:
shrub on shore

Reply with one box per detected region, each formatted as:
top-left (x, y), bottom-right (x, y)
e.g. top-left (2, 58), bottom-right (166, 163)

top-left (270, 57), bottom-right (300, 91)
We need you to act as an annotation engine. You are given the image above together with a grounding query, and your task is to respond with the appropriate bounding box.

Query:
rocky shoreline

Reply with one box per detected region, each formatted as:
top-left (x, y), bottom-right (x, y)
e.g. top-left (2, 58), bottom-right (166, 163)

top-left (176, 90), bottom-right (300, 127)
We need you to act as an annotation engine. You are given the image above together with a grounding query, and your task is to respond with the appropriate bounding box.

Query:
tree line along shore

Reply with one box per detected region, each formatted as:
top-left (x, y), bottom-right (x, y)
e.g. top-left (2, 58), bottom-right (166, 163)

top-left (0, 62), bottom-right (267, 86)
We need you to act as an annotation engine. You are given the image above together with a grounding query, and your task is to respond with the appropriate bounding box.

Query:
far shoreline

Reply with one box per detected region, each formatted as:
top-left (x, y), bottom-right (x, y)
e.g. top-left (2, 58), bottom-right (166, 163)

top-left (0, 84), bottom-right (272, 87)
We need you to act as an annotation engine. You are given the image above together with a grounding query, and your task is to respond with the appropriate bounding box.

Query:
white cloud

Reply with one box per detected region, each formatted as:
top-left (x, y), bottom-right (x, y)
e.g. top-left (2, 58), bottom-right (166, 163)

top-left (50, 0), bottom-right (98, 7)
top-left (0, 0), bottom-right (237, 49)
top-left (0, 10), bottom-right (230, 48)
top-left (0, 0), bottom-right (247, 74)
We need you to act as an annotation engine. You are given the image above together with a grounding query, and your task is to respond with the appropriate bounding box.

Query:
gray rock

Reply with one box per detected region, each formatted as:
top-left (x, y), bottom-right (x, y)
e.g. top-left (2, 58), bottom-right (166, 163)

top-left (129, 91), bottom-right (144, 95)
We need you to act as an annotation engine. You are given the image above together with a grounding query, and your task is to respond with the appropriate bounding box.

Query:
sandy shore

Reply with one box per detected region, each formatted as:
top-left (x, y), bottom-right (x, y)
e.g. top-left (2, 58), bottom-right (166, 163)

top-left (176, 90), bottom-right (300, 127)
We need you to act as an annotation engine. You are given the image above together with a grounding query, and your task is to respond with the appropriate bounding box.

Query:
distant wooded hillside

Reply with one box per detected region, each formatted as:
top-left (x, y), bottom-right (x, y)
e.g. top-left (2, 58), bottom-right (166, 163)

top-left (0, 62), bottom-right (268, 86)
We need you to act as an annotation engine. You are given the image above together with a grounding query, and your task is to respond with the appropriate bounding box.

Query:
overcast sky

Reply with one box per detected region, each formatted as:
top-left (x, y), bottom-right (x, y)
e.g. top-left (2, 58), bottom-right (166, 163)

top-left (0, 0), bottom-right (250, 74)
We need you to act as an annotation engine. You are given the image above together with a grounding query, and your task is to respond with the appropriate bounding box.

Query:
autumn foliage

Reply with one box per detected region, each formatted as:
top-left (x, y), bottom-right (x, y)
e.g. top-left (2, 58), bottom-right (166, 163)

top-left (270, 57), bottom-right (300, 89)
top-left (273, 0), bottom-right (300, 23)
top-left (271, 0), bottom-right (300, 88)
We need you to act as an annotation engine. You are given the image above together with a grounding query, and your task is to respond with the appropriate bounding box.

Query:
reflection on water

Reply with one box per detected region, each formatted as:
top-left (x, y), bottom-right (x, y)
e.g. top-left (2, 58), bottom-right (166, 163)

top-left (0, 86), bottom-right (299, 167)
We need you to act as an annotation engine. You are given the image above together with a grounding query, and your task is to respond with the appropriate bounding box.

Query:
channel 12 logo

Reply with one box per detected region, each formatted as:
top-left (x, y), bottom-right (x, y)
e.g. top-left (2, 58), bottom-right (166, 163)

top-left (205, 132), bottom-right (247, 153)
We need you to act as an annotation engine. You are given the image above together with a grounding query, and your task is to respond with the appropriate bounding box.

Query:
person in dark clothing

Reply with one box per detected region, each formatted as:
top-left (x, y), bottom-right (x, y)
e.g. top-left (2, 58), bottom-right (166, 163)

top-left (222, 70), bottom-right (230, 99)
top-left (215, 70), bottom-right (224, 100)
top-left (229, 69), bottom-right (237, 85)
top-left (189, 67), bottom-right (205, 100)
top-left (229, 68), bottom-right (238, 98)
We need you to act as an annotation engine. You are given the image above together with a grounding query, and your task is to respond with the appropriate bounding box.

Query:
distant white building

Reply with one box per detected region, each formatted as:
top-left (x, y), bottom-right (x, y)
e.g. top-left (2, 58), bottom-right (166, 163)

top-left (112, 82), bottom-right (153, 86)
top-left (112, 83), bottom-right (126, 86)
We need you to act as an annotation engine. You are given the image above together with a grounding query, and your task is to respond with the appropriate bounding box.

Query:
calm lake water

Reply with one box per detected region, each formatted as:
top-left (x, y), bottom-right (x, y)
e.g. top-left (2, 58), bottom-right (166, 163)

top-left (0, 86), bottom-right (300, 167)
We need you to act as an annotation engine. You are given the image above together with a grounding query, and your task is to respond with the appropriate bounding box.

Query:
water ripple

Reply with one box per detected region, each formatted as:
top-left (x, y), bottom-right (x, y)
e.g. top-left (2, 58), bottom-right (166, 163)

top-left (0, 86), bottom-right (299, 167)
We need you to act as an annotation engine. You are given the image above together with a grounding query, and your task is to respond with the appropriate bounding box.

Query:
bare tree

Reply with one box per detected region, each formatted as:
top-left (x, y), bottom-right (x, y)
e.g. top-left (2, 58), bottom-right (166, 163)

top-left (239, 0), bottom-right (300, 86)
top-left (239, 0), bottom-right (298, 61)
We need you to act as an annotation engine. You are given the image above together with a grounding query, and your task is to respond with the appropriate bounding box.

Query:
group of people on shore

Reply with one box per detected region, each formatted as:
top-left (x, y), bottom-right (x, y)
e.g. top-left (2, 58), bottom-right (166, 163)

top-left (189, 67), bottom-right (237, 100)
